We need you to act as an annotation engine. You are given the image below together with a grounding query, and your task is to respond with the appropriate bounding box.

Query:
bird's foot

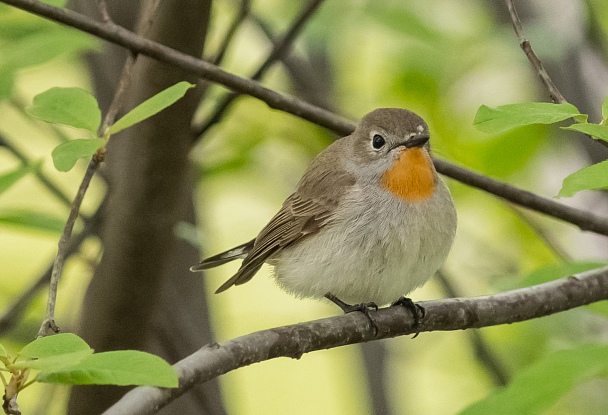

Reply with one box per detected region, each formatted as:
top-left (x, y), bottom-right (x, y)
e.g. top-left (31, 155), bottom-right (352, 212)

top-left (391, 296), bottom-right (425, 338)
top-left (324, 293), bottom-right (379, 335)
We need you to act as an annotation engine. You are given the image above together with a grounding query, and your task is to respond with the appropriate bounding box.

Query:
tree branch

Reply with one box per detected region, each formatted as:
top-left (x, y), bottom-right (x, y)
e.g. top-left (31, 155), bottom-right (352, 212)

top-left (504, 0), bottom-right (608, 149)
top-left (36, 155), bottom-right (101, 338)
top-left (435, 270), bottom-right (509, 386)
top-left (208, 0), bottom-right (250, 66)
top-left (104, 266), bottom-right (608, 415)
top-left (504, 0), bottom-right (565, 104)
top-left (193, 0), bottom-right (327, 137)
top-left (3, 0), bottom-right (607, 238)
top-left (0, 199), bottom-right (104, 335)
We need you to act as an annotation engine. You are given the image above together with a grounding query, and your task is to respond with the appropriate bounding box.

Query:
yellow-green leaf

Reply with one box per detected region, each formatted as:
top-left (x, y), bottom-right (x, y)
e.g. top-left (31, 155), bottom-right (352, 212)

top-left (474, 102), bottom-right (581, 134)
top-left (51, 138), bottom-right (105, 172)
top-left (37, 350), bottom-right (178, 388)
top-left (26, 87), bottom-right (101, 133)
top-left (459, 344), bottom-right (608, 415)
top-left (562, 123), bottom-right (608, 142)
top-left (109, 81), bottom-right (194, 135)
top-left (557, 160), bottom-right (608, 198)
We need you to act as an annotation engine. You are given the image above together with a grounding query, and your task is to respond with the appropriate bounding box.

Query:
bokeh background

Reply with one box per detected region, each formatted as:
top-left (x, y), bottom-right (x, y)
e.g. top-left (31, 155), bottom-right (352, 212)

top-left (1, 0), bottom-right (607, 414)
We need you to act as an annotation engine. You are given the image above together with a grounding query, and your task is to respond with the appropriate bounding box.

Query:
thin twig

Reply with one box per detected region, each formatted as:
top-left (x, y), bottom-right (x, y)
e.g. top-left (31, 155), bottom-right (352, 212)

top-left (435, 270), bottom-right (510, 386)
top-left (504, 0), bottom-right (565, 104)
top-left (104, 266), bottom-right (608, 415)
top-left (210, 0), bottom-right (250, 66)
top-left (95, 0), bottom-right (112, 24)
top-left (101, 51), bottom-right (137, 134)
top-left (0, 200), bottom-right (103, 335)
top-left (2, 0), bottom-right (608, 238)
top-left (36, 155), bottom-right (101, 337)
top-left (504, 0), bottom-right (608, 150)
top-left (193, 0), bottom-right (326, 137)
top-left (0, 133), bottom-right (76, 211)
top-left (508, 206), bottom-right (572, 261)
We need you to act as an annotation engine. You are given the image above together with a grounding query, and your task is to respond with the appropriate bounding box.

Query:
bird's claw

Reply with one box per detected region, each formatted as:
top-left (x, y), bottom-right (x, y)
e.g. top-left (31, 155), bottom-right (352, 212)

top-left (325, 293), bottom-right (380, 336)
top-left (391, 296), bottom-right (425, 338)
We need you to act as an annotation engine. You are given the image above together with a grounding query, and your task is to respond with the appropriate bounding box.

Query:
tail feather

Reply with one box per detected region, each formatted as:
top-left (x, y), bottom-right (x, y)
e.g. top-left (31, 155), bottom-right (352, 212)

top-left (189, 239), bottom-right (254, 272)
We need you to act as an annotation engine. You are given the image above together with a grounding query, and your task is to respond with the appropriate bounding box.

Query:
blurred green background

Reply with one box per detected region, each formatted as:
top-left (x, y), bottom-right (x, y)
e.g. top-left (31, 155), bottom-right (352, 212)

top-left (1, 0), bottom-right (608, 414)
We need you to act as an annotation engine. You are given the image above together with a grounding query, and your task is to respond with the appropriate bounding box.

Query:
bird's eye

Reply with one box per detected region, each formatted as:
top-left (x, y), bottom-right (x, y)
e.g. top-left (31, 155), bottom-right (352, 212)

top-left (372, 134), bottom-right (386, 149)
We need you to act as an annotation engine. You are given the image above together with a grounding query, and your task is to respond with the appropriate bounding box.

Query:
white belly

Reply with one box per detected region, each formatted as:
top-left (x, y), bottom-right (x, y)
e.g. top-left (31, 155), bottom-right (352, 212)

top-left (270, 181), bottom-right (456, 305)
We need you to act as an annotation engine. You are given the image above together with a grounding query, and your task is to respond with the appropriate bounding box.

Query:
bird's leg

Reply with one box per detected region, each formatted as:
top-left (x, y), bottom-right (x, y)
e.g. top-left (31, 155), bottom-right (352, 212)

top-left (324, 293), bottom-right (379, 335)
top-left (391, 296), bottom-right (425, 338)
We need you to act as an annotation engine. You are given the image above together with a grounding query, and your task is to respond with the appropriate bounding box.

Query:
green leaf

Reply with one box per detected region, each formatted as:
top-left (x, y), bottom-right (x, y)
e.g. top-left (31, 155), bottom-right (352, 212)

top-left (474, 102), bottom-right (581, 134)
top-left (602, 96), bottom-right (608, 121)
top-left (562, 123), bottom-right (608, 142)
top-left (459, 344), bottom-right (608, 415)
top-left (0, 209), bottom-right (65, 233)
top-left (109, 81), bottom-right (194, 135)
top-left (19, 333), bottom-right (91, 359)
top-left (14, 350), bottom-right (93, 371)
top-left (37, 350), bottom-right (178, 388)
top-left (557, 159), bottom-right (608, 198)
top-left (51, 138), bottom-right (105, 172)
top-left (26, 87), bottom-right (101, 133)
top-left (0, 163), bottom-right (39, 196)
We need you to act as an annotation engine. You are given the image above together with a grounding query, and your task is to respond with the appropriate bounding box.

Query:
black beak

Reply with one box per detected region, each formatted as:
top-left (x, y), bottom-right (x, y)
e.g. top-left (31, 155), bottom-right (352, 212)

top-left (404, 135), bottom-right (430, 149)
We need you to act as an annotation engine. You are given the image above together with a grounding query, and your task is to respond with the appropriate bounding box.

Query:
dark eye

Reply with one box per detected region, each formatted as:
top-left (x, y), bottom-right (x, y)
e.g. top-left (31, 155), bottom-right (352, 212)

top-left (372, 134), bottom-right (386, 149)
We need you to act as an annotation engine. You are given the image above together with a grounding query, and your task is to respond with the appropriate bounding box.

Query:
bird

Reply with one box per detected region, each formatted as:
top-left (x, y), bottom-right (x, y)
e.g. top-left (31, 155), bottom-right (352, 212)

top-left (191, 108), bottom-right (457, 330)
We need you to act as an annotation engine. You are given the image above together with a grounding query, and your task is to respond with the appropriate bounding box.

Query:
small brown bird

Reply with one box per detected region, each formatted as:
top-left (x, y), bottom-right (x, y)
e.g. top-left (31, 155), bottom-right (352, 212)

top-left (192, 108), bottom-right (456, 325)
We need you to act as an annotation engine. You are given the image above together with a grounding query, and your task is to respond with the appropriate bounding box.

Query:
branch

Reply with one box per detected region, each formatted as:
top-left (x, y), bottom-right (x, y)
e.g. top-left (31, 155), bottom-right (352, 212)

top-left (504, 0), bottom-right (565, 104)
top-left (0, 199), bottom-right (103, 335)
top-left (3, 0), bottom-right (608, 238)
top-left (193, 0), bottom-right (327, 137)
top-left (36, 155), bottom-right (101, 337)
top-left (104, 267), bottom-right (608, 415)
top-left (504, 0), bottom-right (608, 149)
top-left (435, 270), bottom-right (509, 386)
top-left (0, 0), bottom-right (354, 134)
top-left (433, 160), bottom-right (608, 236)
top-left (0, 132), bottom-right (76, 211)
top-left (208, 0), bottom-right (250, 66)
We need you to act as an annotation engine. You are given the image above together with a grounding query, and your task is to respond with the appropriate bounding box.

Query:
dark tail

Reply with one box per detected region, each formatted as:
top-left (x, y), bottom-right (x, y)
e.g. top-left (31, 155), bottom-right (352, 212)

top-left (189, 239), bottom-right (254, 272)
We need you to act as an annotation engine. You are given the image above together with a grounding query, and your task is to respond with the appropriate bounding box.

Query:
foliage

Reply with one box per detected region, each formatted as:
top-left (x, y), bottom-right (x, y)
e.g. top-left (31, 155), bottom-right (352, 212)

top-left (0, 333), bottom-right (177, 408)
top-left (474, 99), bottom-right (608, 197)
top-left (459, 344), bottom-right (608, 415)
top-left (26, 82), bottom-right (194, 171)
top-left (0, 1), bottom-right (607, 415)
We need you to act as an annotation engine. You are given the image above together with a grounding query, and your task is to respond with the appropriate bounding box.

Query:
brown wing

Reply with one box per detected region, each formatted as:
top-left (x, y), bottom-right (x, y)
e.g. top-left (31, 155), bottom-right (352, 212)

top-left (214, 193), bottom-right (337, 293)
top-left (214, 139), bottom-right (356, 293)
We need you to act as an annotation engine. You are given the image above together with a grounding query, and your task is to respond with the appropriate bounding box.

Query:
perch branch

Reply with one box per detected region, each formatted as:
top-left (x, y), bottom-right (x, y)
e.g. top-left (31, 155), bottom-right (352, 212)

top-left (104, 266), bottom-right (608, 415)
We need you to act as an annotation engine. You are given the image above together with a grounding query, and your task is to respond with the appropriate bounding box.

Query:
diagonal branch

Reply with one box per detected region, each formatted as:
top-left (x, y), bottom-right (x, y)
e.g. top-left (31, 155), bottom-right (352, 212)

top-left (208, 0), bottom-right (250, 66)
top-left (504, 0), bottom-right (565, 104)
top-left (504, 0), bottom-right (608, 150)
top-left (193, 0), bottom-right (327, 137)
top-left (3, 0), bottom-right (608, 239)
top-left (104, 266), bottom-right (608, 415)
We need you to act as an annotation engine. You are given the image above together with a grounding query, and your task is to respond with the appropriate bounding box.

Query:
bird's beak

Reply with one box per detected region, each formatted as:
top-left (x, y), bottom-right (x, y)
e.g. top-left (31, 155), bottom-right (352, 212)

top-left (404, 135), bottom-right (430, 149)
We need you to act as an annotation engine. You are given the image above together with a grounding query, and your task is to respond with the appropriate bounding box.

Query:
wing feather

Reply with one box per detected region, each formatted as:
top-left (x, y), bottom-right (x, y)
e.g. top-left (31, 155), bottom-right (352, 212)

top-left (216, 137), bottom-right (356, 291)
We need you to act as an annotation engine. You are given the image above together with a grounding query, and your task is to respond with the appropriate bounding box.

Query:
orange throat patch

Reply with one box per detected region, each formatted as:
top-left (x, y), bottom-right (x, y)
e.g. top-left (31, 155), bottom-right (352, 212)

top-left (381, 148), bottom-right (436, 202)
